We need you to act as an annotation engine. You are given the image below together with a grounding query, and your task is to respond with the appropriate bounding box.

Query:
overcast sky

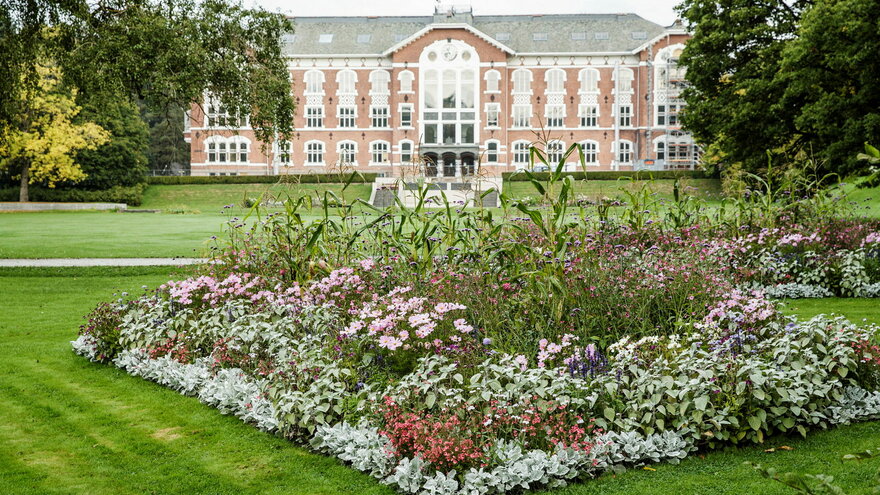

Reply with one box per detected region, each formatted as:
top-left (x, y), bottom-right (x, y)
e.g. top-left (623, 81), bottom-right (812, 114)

top-left (251, 0), bottom-right (683, 27)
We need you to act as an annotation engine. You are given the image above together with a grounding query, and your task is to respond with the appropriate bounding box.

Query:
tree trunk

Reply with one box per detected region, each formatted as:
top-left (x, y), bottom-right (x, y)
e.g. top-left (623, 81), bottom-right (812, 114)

top-left (19, 159), bottom-right (29, 202)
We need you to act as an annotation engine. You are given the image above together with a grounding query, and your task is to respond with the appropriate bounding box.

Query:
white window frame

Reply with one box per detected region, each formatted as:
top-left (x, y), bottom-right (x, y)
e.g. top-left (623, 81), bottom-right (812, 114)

top-left (338, 106), bottom-right (356, 128)
top-left (545, 104), bottom-right (565, 128)
top-left (305, 106), bottom-right (324, 128)
top-left (544, 68), bottom-right (566, 94)
top-left (484, 70), bottom-right (501, 93)
top-left (614, 140), bottom-right (634, 164)
top-left (580, 140), bottom-right (599, 166)
top-left (399, 140), bottom-right (414, 164)
top-left (512, 140), bottom-right (531, 168)
top-left (618, 105), bottom-right (633, 127)
top-left (398, 70), bottom-right (415, 93)
top-left (398, 104), bottom-right (413, 128)
top-left (369, 70), bottom-right (391, 95)
top-left (305, 140), bottom-right (325, 166)
top-left (546, 140), bottom-right (565, 164)
top-left (337, 140), bottom-right (357, 166)
top-left (304, 70), bottom-right (325, 95)
top-left (336, 70), bottom-right (357, 94)
top-left (512, 68), bottom-right (533, 94)
top-left (485, 140), bottom-right (500, 163)
top-left (578, 104), bottom-right (598, 127)
top-left (275, 140), bottom-right (291, 164)
top-left (485, 102), bottom-right (500, 128)
top-left (370, 105), bottom-right (390, 128)
top-left (513, 104), bottom-right (531, 128)
top-left (369, 140), bottom-right (390, 165)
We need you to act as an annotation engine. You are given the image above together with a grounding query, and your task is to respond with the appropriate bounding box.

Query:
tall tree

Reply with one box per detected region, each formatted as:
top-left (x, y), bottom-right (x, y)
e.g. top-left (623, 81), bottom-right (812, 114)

top-left (778, 0), bottom-right (880, 176)
top-left (74, 96), bottom-right (150, 189)
top-left (141, 104), bottom-right (191, 176)
top-left (0, 63), bottom-right (110, 201)
top-left (675, 0), bottom-right (813, 173)
top-left (1, 0), bottom-right (294, 169)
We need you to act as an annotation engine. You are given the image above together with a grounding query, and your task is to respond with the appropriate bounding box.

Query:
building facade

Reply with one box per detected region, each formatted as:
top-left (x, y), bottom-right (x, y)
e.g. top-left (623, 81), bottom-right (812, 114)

top-left (184, 7), bottom-right (695, 177)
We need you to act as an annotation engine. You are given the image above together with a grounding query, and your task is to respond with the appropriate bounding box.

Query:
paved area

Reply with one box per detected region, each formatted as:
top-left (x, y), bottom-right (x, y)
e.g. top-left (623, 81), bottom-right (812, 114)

top-left (0, 258), bottom-right (207, 267)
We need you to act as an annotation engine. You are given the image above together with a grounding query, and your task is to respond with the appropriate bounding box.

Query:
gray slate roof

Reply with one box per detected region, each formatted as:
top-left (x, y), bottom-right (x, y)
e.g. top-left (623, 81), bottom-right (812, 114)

top-left (281, 13), bottom-right (666, 56)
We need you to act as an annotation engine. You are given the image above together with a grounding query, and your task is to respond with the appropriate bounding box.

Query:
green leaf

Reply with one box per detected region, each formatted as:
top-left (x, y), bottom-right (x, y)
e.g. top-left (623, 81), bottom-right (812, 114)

top-left (603, 407), bottom-right (616, 421)
top-left (694, 395), bottom-right (709, 411)
top-left (748, 415), bottom-right (761, 431)
top-left (425, 392), bottom-right (437, 409)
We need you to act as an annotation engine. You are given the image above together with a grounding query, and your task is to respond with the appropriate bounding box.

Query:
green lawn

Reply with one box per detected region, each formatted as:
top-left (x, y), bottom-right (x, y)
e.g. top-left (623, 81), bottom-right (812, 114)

top-left (782, 298), bottom-right (880, 325)
top-left (140, 182), bottom-right (372, 213)
top-left (0, 268), bottom-right (877, 494)
top-left (0, 267), bottom-right (394, 495)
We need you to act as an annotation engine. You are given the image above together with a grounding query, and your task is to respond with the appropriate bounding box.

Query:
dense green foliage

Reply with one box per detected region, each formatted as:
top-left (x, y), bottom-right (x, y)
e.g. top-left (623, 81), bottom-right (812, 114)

top-left (0, 0), bottom-right (294, 151)
top-left (73, 97), bottom-right (150, 189)
top-left (0, 184), bottom-right (145, 205)
top-left (141, 103), bottom-right (190, 176)
top-left (677, 0), bottom-right (880, 177)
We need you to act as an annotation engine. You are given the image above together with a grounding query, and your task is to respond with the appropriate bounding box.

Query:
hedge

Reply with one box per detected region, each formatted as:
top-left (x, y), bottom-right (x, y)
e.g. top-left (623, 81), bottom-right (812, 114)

top-left (501, 170), bottom-right (711, 181)
top-left (0, 184), bottom-right (146, 205)
top-left (148, 172), bottom-right (379, 185)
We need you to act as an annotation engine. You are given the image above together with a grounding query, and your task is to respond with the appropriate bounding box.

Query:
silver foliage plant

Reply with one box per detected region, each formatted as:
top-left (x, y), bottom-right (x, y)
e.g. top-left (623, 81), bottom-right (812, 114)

top-left (72, 298), bottom-right (880, 495)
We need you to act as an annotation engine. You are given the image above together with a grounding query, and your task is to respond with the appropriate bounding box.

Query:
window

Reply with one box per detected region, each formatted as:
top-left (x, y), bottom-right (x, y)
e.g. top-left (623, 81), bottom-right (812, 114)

top-left (399, 104), bottom-right (413, 127)
top-left (306, 106), bottom-right (324, 128)
top-left (657, 100), bottom-right (684, 126)
top-left (277, 141), bottom-right (291, 164)
top-left (616, 141), bottom-right (633, 163)
top-left (579, 105), bottom-right (598, 127)
top-left (533, 33), bottom-right (548, 41)
top-left (595, 32), bottom-right (609, 40)
top-left (571, 32), bottom-right (587, 40)
top-left (206, 137), bottom-right (249, 163)
top-left (581, 141), bottom-right (598, 165)
top-left (398, 70), bottom-right (414, 93)
top-left (304, 70), bottom-right (324, 94)
top-left (336, 70), bottom-right (357, 94)
top-left (370, 141), bottom-right (389, 164)
top-left (419, 48), bottom-right (479, 146)
top-left (485, 141), bottom-right (498, 163)
top-left (357, 34), bottom-right (371, 44)
top-left (318, 34), bottom-right (333, 43)
top-left (513, 141), bottom-right (530, 168)
top-left (371, 106), bottom-right (389, 128)
top-left (338, 107), bottom-right (356, 128)
top-left (656, 141), bottom-right (666, 160)
top-left (306, 141), bottom-right (325, 165)
top-left (579, 68), bottom-right (599, 93)
top-left (205, 101), bottom-right (244, 128)
top-left (484, 70), bottom-right (500, 92)
top-left (513, 69), bottom-right (532, 94)
top-left (280, 34), bottom-right (296, 43)
top-left (486, 103), bottom-right (500, 127)
top-left (496, 32), bottom-right (511, 41)
top-left (400, 141), bottom-right (413, 164)
top-left (393, 34), bottom-right (407, 43)
top-left (615, 68), bottom-right (634, 92)
top-left (547, 141), bottom-right (564, 164)
top-left (369, 70), bottom-right (390, 95)
top-left (545, 69), bottom-right (565, 94)
top-left (619, 105), bottom-right (632, 127)
top-left (546, 105), bottom-right (564, 128)
top-left (513, 105), bottom-right (531, 127)
top-left (632, 31), bottom-right (648, 40)
top-left (337, 141), bottom-right (357, 165)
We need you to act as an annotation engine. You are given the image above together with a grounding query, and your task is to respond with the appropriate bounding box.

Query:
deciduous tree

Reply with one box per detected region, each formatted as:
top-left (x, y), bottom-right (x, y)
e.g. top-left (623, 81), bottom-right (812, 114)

top-left (0, 64), bottom-right (110, 201)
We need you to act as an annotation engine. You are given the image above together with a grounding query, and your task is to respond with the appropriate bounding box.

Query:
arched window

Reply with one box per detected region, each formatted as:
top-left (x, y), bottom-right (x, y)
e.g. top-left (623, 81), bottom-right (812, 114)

top-left (613, 67), bottom-right (634, 93)
top-left (369, 70), bottom-right (390, 95)
top-left (485, 140), bottom-right (499, 163)
top-left (545, 69), bottom-right (565, 94)
top-left (578, 68), bottom-right (599, 93)
top-left (228, 136), bottom-right (250, 163)
top-left (206, 136), bottom-right (250, 163)
top-left (580, 141), bottom-right (598, 165)
top-left (305, 141), bottom-right (325, 165)
top-left (615, 140), bottom-right (633, 164)
top-left (336, 70), bottom-right (357, 94)
top-left (398, 70), bottom-right (414, 93)
top-left (370, 141), bottom-right (390, 164)
top-left (304, 70), bottom-right (324, 94)
top-left (546, 140), bottom-right (564, 164)
top-left (275, 141), bottom-right (291, 164)
top-left (512, 69), bottom-right (532, 94)
top-left (513, 141), bottom-right (530, 168)
top-left (337, 141), bottom-right (357, 165)
top-left (399, 140), bottom-right (414, 164)
top-left (484, 70), bottom-right (501, 92)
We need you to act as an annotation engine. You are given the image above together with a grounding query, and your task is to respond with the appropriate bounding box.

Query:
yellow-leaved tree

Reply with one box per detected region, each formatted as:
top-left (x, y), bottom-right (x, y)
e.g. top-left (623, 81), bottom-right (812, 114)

top-left (0, 63), bottom-right (109, 202)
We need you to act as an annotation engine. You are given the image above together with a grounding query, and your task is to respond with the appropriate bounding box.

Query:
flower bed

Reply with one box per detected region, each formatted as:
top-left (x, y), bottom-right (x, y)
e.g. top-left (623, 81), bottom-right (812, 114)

top-left (73, 262), bottom-right (880, 494)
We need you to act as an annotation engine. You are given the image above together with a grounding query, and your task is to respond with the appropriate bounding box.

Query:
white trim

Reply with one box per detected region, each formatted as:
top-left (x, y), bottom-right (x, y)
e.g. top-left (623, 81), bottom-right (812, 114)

top-left (383, 23), bottom-right (516, 56)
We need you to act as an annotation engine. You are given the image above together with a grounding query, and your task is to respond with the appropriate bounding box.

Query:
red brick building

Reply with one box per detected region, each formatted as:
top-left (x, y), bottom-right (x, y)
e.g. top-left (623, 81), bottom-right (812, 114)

top-left (184, 6), bottom-right (694, 177)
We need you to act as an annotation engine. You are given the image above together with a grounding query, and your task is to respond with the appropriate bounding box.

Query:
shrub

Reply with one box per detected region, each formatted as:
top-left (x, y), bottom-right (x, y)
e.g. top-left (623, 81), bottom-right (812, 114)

top-left (0, 184), bottom-right (145, 205)
top-left (147, 172), bottom-right (378, 185)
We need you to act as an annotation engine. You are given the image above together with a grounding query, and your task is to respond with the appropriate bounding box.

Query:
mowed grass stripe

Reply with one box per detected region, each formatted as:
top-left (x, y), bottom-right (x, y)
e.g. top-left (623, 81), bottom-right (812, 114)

top-left (0, 270), bottom-right (394, 495)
